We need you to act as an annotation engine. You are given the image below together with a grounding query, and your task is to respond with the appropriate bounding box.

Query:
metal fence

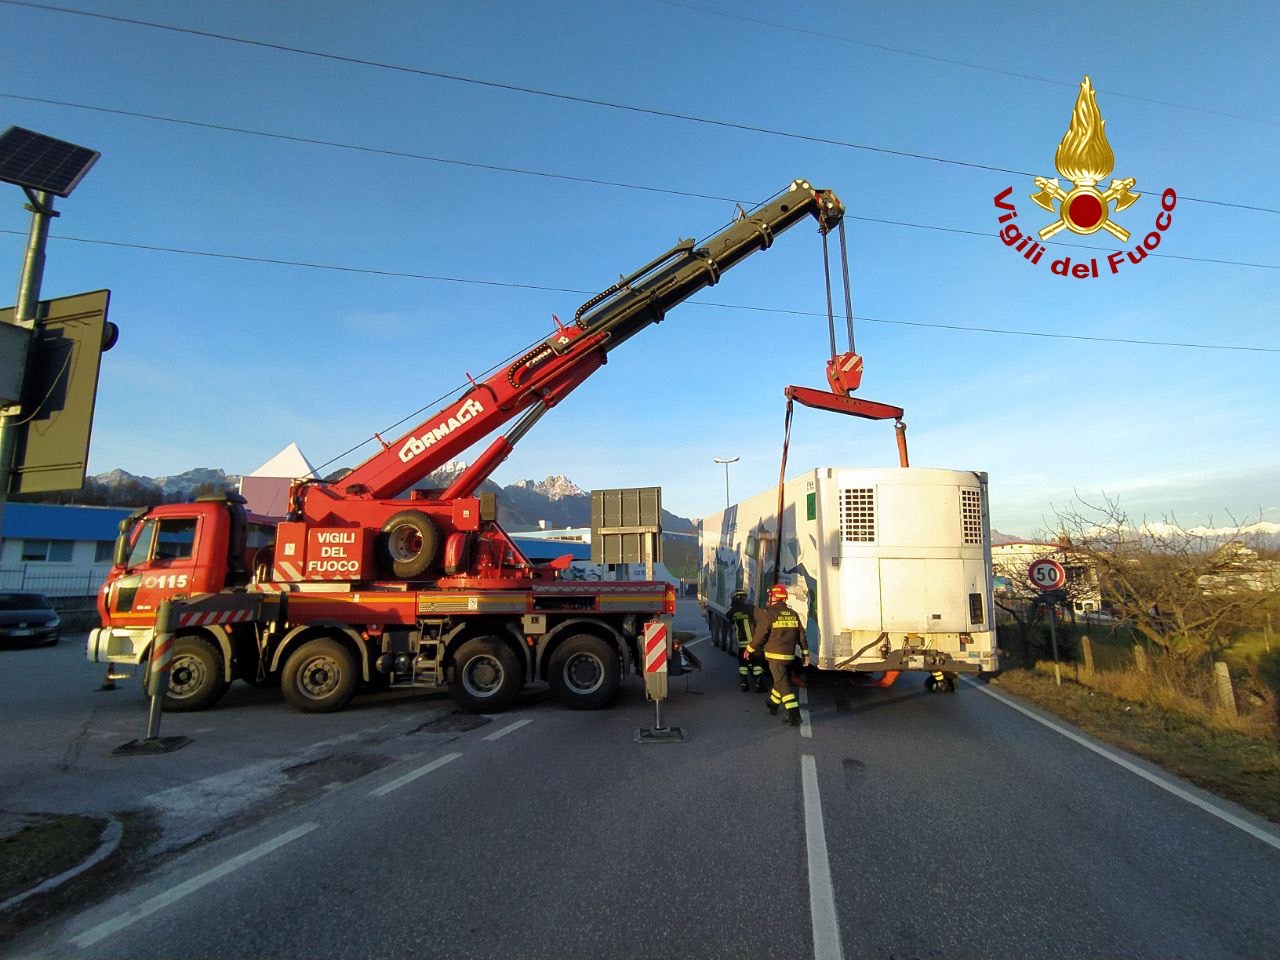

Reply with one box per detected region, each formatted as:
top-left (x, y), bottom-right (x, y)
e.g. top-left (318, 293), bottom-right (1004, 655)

top-left (0, 565), bottom-right (110, 598)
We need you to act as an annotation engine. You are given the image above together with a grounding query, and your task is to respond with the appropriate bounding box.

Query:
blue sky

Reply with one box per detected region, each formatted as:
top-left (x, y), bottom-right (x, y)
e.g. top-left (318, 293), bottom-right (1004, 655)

top-left (1, 0), bottom-right (1276, 534)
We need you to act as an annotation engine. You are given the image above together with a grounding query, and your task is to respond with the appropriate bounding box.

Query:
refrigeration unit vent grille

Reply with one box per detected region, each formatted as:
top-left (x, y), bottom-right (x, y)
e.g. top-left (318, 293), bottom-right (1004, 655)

top-left (961, 488), bottom-right (983, 544)
top-left (840, 488), bottom-right (876, 542)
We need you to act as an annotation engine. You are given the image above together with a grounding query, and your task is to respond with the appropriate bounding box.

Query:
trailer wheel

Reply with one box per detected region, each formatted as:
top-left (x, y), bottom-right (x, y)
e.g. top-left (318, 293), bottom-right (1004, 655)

top-left (161, 635), bottom-right (229, 712)
top-left (281, 637), bottom-right (359, 713)
top-left (379, 510), bottom-right (440, 579)
top-left (449, 636), bottom-right (522, 713)
top-left (548, 634), bottom-right (620, 710)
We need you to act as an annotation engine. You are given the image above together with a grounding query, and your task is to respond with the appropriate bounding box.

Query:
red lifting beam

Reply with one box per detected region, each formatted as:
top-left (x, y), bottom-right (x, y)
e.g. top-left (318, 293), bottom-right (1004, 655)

top-left (784, 384), bottom-right (903, 421)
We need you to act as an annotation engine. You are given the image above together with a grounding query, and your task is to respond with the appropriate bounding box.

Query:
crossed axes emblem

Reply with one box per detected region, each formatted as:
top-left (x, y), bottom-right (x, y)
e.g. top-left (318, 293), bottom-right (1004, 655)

top-left (1031, 176), bottom-right (1141, 242)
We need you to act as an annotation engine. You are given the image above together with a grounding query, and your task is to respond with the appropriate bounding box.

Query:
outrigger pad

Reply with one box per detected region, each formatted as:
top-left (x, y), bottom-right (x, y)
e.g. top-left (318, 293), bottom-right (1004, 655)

top-left (112, 736), bottom-right (192, 757)
top-left (785, 385), bottom-right (903, 421)
top-left (635, 726), bottom-right (687, 743)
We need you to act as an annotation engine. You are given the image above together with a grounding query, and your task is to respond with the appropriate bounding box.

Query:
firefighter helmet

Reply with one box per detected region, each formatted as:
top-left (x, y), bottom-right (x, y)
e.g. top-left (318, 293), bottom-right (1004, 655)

top-left (767, 583), bottom-right (788, 602)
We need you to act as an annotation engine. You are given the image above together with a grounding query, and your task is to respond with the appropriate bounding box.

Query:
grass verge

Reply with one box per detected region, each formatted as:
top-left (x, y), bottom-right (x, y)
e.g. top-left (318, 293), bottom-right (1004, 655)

top-left (0, 814), bottom-right (106, 905)
top-left (993, 669), bottom-right (1280, 824)
top-left (0, 811), bottom-right (158, 947)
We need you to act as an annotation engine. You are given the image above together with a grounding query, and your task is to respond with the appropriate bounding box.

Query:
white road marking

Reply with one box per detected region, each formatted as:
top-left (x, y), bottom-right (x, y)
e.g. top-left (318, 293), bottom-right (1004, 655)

top-left (368, 752), bottom-right (462, 797)
top-left (966, 678), bottom-right (1280, 852)
top-left (682, 634), bottom-right (710, 649)
top-left (69, 822), bottom-right (318, 949)
top-left (798, 687), bottom-right (813, 739)
top-left (483, 718), bottom-right (533, 741)
top-left (801, 755), bottom-right (844, 960)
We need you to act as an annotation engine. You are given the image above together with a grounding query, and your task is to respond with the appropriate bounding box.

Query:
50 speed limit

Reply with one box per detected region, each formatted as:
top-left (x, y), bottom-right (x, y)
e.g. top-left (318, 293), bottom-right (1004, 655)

top-left (1028, 558), bottom-right (1066, 591)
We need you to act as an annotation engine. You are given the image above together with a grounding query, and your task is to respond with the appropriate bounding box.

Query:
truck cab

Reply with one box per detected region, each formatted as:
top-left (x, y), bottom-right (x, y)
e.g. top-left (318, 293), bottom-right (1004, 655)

top-left (90, 495), bottom-right (274, 672)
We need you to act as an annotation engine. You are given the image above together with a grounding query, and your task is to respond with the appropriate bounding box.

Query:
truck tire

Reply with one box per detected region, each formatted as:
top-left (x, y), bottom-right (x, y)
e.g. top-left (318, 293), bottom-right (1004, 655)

top-left (281, 637), bottom-right (359, 713)
top-left (379, 510), bottom-right (440, 579)
top-left (449, 636), bottom-right (522, 712)
top-left (547, 634), bottom-right (620, 710)
top-left (161, 635), bottom-right (229, 712)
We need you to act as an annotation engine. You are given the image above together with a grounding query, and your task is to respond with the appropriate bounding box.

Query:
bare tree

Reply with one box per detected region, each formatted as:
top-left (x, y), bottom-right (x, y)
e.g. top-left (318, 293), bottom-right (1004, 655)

top-left (1055, 496), bottom-right (1276, 663)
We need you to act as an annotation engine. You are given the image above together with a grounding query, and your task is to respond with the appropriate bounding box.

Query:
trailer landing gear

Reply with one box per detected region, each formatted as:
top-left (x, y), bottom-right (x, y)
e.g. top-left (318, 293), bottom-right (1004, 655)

top-left (924, 671), bottom-right (956, 693)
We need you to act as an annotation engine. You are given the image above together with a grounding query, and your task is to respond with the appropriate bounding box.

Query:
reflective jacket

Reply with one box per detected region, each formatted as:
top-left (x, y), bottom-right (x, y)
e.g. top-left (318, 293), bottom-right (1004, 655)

top-left (728, 595), bottom-right (755, 648)
top-left (747, 601), bottom-right (807, 661)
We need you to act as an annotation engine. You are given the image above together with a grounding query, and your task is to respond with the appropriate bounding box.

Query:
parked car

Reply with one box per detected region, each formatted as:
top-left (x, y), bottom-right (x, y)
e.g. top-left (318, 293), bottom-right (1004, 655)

top-left (0, 592), bottom-right (61, 646)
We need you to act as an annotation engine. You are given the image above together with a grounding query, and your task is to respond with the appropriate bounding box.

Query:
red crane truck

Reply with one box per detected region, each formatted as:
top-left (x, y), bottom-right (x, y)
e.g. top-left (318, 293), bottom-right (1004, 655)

top-left (87, 179), bottom-right (847, 714)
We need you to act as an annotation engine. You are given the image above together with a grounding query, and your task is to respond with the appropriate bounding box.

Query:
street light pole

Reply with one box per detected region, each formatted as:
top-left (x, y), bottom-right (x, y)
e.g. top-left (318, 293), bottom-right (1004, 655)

top-left (713, 456), bottom-right (739, 509)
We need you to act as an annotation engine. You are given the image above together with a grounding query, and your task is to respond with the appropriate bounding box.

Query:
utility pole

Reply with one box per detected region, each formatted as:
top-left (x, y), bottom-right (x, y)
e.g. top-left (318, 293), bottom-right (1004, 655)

top-left (0, 189), bottom-right (56, 534)
top-left (713, 456), bottom-right (738, 509)
top-left (0, 127), bottom-right (100, 533)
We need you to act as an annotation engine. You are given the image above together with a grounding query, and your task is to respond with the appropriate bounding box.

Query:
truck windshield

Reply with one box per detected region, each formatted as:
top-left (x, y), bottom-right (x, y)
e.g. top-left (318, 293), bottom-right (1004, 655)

top-left (127, 520), bottom-right (157, 567)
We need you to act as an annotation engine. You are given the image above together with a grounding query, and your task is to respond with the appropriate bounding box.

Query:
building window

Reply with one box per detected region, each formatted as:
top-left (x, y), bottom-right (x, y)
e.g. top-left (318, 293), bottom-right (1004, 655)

top-left (20, 539), bottom-right (74, 562)
top-left (95, 540), bottom-right (115, 563)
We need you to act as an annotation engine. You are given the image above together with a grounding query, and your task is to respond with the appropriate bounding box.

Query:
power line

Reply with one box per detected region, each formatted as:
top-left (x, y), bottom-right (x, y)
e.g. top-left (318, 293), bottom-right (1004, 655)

top-left (5, 228), bottom-right (1273, 355)
top-left (656, 0), bottom-right (1278, 128)
top-left (1, 93), bottom-right (1276, 273)
top-left (1, 1), bottom-right (1274, 216)
top-left (0, 92), bottom-right (745, 205)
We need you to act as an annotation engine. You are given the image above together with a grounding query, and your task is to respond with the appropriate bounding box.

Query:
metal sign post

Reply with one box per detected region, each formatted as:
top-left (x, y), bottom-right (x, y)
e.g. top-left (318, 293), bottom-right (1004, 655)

top-left (636, 619), bottom-right (684, 743)
top-left (1028, 558), bottom-right (1067, 687)
top-left (113, 599), bottom-right (192, 755)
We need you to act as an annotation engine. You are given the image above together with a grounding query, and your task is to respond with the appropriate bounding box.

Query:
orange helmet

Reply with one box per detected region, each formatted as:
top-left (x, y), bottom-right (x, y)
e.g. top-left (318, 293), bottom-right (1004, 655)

top-left (768, 583), bottom-right (788, 602)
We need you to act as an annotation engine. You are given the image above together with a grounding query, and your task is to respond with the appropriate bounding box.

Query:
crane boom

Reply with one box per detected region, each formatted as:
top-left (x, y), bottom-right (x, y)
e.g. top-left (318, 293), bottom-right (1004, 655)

top-left (336, 179), bottom-right (843, 501)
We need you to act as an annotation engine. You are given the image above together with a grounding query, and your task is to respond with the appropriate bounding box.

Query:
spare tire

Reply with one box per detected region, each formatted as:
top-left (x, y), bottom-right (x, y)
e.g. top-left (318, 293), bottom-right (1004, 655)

top-left (379, 510), bottom-right (440, 579)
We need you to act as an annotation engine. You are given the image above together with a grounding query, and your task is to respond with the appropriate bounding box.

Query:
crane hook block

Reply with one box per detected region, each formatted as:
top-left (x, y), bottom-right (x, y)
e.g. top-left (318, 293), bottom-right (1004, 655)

top-left (826, 352), bottom-right (864, 395)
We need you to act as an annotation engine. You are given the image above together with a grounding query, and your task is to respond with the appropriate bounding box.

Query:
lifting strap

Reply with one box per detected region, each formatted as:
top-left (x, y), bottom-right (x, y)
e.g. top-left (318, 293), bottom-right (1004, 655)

top-left (771, 398), bottom-right (795, 586)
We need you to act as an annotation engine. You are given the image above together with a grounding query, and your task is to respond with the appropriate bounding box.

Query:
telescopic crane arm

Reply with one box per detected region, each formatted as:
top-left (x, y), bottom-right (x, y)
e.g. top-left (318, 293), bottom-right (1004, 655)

top-left (333, 180), bottom-right (844, 502)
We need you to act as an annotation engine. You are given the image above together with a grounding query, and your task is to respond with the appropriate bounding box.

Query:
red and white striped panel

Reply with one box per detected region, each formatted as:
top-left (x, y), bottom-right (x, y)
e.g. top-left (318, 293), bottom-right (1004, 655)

top-left (643, 620), bottom-right (667, 674)
top-left (176, 609), bottom-right (256, 629)
top-left (273, 559), bottom-right (304, 582)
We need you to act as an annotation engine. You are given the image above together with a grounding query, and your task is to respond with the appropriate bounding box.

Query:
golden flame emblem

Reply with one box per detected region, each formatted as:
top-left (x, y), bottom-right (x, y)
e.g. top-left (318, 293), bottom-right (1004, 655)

top-left (1031, 77), bottom-right (1139, 241)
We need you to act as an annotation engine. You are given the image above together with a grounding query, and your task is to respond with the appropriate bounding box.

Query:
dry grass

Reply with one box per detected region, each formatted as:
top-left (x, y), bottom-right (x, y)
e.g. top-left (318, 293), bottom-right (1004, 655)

top-left (1038, 659), bottom-right (1278, 740)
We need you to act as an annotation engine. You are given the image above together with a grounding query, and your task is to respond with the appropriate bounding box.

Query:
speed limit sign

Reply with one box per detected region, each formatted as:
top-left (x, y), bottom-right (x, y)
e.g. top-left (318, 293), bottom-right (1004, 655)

top-left (1028, 558), bottom-right (1066, 591)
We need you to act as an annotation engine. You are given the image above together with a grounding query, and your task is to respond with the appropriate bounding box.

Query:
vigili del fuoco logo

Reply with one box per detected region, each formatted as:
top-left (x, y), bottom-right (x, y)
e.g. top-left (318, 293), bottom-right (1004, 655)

top-left (994, 76), bottom-right (1176, 278)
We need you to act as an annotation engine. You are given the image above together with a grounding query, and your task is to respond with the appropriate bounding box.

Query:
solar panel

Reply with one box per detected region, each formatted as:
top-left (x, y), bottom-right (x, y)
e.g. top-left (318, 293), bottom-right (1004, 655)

top-left (0, 127), bottom-right (100, 197)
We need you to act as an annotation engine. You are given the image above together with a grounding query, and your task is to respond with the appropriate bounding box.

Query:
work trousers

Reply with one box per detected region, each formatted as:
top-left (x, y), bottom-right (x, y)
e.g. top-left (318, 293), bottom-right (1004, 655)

top-left (738, 648), bottom-right (765, 681)
top-left (766, 658), bottom-right (799, 713)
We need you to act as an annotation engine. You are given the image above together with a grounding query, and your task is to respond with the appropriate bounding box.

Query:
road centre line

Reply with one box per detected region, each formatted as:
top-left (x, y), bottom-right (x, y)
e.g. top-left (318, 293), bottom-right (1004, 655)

top-left (801, 755), bottom-right (844, 960)
top-left (682, 634), bottom-right (709, 649)
top-left (368, 751), bottom-right (462, 797)
top-left (965, 678), bottom-right (1280, 852)
top-left (483, 718), bottom-right (533, 741)
top-left (798, 687), bottom-right (813, 739)
top-left (69, 823), bottom-right (318, 949)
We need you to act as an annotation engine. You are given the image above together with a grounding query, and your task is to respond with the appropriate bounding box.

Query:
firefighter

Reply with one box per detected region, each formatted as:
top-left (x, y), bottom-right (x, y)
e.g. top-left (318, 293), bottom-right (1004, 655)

top-left (745, 583), bottom-right (809, 726)
top-left (728, 590), bottom-right (767, 692)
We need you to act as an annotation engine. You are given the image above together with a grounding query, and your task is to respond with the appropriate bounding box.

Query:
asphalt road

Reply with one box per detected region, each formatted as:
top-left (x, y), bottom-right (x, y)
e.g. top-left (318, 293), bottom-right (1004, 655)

top-left (5, 602), bottom-right (1280, 959)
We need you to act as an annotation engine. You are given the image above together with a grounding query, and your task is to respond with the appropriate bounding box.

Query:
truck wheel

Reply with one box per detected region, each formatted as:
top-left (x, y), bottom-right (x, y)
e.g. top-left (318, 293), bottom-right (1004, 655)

top-left (379, 510), bottom-right (440, 579)
top-left (712, 619), bottom-right (724, 650)
top-left (281, 637), bottom-right (359, 713)
top-left (161, 635), bottom-right (229, 712)
top-left (548, 634), bottom-right (620, 710)
top-left (449, 637), bottom-right (522, 713)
